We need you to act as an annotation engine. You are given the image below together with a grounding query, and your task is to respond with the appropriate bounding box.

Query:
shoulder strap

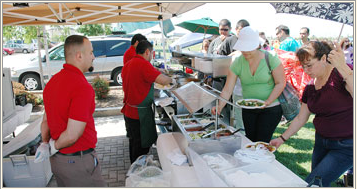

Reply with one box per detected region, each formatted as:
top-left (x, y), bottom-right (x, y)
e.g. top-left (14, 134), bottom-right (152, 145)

top-left (264, 51), bottom-right (272, 74)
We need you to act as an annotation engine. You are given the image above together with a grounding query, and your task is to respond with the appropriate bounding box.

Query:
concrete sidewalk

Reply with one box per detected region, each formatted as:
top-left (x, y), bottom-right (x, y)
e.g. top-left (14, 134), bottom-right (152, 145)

top-left (46, 115), bottom-right (159, 187)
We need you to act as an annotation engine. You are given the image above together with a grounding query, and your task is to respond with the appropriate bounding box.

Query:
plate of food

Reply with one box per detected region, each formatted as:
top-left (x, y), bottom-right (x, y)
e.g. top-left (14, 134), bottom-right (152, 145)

top-left (236, 99), bottom-right (265, 109)
top-left (244, 141), bottom-right (276, 153)
top-left (154, 82), bottom-right (175, 90)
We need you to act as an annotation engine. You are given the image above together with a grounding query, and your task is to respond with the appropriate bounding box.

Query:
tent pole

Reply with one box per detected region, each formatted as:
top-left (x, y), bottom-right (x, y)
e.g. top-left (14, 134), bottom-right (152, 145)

top-left (159, 19), bottom-right (167, 70)
top-left (43, 26), bottom-right (51, 81)
top-left (37, 26), bottom-right (45, 90)
top-left (159, 5), bottom-right (167, 70)
top-left (337, 23), bottom-right (344, 42)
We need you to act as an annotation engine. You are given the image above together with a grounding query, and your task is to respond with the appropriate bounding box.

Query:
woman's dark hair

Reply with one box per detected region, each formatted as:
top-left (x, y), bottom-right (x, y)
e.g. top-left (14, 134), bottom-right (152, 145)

top-left (296, 41), bottom-right (333, 64)
top-left (136, 40), bottom-right (153, 54)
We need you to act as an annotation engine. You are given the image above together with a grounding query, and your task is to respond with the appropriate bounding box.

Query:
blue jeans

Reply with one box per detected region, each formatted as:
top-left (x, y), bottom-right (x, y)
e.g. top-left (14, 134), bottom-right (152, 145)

top-left (305, 133), bottom-right (353, 186)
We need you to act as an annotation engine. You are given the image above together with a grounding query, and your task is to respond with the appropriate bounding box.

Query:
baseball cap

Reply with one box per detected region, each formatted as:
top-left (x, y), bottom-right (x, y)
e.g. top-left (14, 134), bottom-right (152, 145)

top-left (233, 26), bottom-right (260, 51)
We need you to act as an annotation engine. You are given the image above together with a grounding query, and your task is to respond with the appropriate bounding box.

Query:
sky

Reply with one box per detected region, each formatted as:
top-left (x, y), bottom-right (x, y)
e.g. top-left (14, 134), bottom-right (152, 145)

top-left (170, 3), bottom-right (353, 39)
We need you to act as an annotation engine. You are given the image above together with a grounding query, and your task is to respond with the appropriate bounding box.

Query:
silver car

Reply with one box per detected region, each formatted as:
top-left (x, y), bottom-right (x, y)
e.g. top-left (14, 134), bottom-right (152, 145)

top-left (4, 43), bottom-right (35, 54)
top-left (11, 36), bottom-right (131, 90)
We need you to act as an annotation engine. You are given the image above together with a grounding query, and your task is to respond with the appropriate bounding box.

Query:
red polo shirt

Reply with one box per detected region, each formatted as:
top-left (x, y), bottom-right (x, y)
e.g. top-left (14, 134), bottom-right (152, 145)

top-left (43, 64), bottom-right (97, 154)
top-left (121, 55), bottom-right (161, 119)
top-left (123, 45), bottom-right (136, 65)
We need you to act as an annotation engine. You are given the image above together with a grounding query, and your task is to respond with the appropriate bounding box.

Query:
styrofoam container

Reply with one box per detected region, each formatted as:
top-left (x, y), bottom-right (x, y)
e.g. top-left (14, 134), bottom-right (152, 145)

top-left (3, 116), bottom-right (53, 187)
top-left (3, 154), bottom-right (52, 187)
top-left (221, 162), bottom-right (294, 187)
top-left (201, 152), bottom-right (238, 174)
top-left (199, 60), bottom-right (213, 73)
top-left (194, 57), bottom-right (201, 70)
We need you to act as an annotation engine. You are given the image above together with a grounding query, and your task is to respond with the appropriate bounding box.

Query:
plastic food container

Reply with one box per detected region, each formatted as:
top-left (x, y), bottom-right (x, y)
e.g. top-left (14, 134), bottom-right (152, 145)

top-left (221, 162), bottom-right (294, 187)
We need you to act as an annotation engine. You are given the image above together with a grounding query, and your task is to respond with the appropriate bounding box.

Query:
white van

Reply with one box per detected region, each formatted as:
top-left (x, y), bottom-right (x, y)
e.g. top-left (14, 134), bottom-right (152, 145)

top-left (11, 36), bottom-right (131, 90)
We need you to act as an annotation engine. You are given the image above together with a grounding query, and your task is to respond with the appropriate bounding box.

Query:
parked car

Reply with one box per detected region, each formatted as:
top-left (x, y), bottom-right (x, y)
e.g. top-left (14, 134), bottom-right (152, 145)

top-left (11, 36), bottom-right (131, 90)
top-left (3, 47), bottom-right (15, 55)
top-left (4, 43), bottom-right (35, 53)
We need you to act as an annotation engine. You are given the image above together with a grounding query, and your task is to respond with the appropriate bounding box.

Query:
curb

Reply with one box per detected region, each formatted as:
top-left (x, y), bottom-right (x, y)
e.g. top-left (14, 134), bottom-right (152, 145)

top-left (93, 106), bottom-right (123, 117)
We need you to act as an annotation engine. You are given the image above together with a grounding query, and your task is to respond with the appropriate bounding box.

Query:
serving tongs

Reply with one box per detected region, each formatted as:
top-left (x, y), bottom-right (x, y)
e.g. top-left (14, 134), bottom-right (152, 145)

top-left (232, 128), bottom-right (244, 135)
top-left (199, 122), bottom-right (215, 131)
top-left (201, 128), bottom-right (224, 139)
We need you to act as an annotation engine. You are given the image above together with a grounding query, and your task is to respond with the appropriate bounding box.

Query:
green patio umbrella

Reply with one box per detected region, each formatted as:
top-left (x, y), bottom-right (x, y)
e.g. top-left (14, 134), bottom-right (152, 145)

top-left (176, 17), bottom-right (219, 38)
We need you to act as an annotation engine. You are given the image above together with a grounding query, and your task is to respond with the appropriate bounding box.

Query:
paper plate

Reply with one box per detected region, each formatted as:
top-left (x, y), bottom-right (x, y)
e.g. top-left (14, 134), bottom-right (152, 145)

top-left (244, 142), bottom-right (276, 153)
top-left (154, 83), bottom-right (174, 90)
top-left (236, 99), bottom-right (265, 109)
top-left (234, 148), bottom-right (275, 163)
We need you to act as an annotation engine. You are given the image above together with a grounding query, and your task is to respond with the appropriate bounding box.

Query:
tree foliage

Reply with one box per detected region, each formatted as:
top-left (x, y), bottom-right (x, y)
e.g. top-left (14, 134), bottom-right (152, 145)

top-left (49, 25), bottom-right (73, 42)
top-left (76, 24), bottom-right (112, 36)
top-left (3, 25), bottom-right (39, 43)
top-left (23, 26), bottom-right (38, 43)
top-left (3, 26), bottom-right (24, 41)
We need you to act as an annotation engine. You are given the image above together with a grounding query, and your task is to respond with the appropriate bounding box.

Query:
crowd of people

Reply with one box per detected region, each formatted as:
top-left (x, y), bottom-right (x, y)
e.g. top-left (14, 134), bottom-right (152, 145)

top-left (32, 16), bottom-right (353, 187)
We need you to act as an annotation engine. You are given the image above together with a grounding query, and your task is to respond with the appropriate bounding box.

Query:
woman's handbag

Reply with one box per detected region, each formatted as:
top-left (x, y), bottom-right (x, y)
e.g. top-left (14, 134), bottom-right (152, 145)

top-left (265, 51), bottom-right (301, 122)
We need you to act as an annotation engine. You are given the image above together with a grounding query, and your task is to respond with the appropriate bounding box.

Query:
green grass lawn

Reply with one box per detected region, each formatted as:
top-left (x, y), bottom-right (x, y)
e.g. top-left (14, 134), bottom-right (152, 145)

top-left (272, 115), bottom-right (316, 180)
top-left (272, 115), bottom-right (344, 187)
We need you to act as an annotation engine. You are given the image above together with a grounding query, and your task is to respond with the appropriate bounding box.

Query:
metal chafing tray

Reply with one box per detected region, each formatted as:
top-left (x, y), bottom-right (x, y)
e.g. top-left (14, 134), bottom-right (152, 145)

top-left (172, 82), bottom-right (216, 114)
top-left (172, 82), bottom-right (240, 140)
top-left (172, 113), bottom-right (238, 142)
top-left (171, 50), bottom-right (232, 78)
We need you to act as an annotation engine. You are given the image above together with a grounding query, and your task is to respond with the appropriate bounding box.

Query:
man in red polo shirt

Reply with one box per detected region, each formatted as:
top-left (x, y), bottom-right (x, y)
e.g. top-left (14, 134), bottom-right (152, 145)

top-left (34, 35), bottom-right (106, 186)
top-left (123, 33), bottom-right (147, 65)
top-left (121, 40), bottom-right (172, 163)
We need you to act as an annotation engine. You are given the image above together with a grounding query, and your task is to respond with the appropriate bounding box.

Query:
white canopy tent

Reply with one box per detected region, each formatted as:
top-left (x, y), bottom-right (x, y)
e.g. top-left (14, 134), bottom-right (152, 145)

top-left (2, 2), bottom-right (205, 88)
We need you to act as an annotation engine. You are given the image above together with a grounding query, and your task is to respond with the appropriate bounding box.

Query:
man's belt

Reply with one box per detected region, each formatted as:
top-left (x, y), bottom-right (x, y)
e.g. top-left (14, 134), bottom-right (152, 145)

top-left (57, 148), bottom-right (94, 156)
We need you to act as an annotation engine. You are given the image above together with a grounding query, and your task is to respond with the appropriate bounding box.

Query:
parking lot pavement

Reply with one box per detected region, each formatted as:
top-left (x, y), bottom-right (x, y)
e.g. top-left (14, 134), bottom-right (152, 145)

top-left (46, 115), bottom-right (159, 187)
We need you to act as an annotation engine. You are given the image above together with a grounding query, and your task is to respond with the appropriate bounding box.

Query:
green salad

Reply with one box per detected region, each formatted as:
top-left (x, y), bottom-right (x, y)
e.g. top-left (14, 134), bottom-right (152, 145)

top-left (238, 100), bottom-right (264, 107)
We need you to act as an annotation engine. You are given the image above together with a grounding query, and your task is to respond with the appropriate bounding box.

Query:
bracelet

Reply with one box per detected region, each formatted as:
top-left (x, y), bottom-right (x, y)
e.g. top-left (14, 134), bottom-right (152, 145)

top-left (280, 135), bottom-right (287, 142)
top-left (343, 71), bottom-right (353, 81)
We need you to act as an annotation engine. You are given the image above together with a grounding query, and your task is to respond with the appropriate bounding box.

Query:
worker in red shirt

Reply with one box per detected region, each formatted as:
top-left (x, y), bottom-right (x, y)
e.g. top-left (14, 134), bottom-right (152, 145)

top-left (121, 40), bottom-right (173, 163)
top-left (34, 35), bottom-right (106, 187)
top-left (123, 33), bottom-right (147, 65)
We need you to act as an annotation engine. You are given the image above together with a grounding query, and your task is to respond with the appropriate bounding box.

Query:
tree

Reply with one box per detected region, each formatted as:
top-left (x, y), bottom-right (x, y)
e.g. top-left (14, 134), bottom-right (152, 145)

top-left (76, 24), bottom-right (112, 36)
top-left (3, 25), bottom-right (39, 43)
top-left (23, 26), bottom-right (38, 43)
top-left (3, 26), bottom-right (23, 41)
top-left (49, 25), bottom-right (73, 42)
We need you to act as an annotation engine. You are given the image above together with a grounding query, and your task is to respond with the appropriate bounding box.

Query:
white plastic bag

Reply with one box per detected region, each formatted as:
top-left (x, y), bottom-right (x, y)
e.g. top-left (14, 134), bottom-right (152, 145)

top-left (126, 155), bottom-right (161, 176)
top-left (126, 166), bottom-right (170, 187)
